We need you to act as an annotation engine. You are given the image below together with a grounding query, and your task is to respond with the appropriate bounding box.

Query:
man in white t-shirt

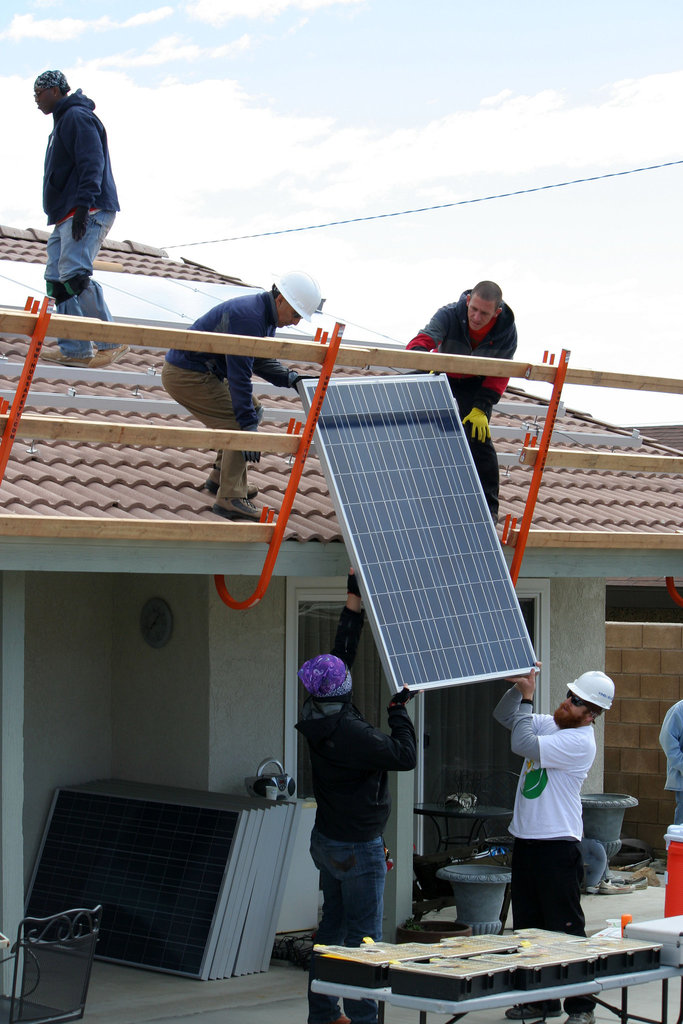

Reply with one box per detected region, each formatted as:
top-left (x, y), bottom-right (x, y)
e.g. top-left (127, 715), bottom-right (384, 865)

top-left (493, 667), bottom-right (615, 1024)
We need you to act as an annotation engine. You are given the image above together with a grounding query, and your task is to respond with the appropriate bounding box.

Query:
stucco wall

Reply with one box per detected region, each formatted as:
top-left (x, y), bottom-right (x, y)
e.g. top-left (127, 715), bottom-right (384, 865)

top-left (550, 577), bottom-right (607, 792)
top-left (24, 572), bottom-right (113, 882)
top-left (111, 574), bottom-right (210, 789)
top-left (207, 576), bottom-right (287, 793)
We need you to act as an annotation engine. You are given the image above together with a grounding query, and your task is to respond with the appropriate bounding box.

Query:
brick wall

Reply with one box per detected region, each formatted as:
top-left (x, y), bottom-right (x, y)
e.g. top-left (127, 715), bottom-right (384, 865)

top-left (605, 622), bottom-right (683, 855)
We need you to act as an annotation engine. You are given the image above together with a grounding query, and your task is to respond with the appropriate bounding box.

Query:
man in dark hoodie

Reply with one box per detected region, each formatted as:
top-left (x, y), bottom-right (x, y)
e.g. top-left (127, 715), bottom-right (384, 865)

top-left (296, 571), bottom-right (417, 1024)
top-left (34, 70), bottom-right (126, 368)
top-left (406, 280), bottom-right (517, 520)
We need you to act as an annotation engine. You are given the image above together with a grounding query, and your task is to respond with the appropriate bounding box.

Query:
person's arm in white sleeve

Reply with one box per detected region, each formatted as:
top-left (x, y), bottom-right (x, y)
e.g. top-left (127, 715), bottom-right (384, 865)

top-left (493, 666), bottom-right (541, 760)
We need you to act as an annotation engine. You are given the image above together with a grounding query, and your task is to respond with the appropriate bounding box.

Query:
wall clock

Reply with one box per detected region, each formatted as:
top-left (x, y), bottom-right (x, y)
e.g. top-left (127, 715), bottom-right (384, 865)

top-left (140, 597), bottom-right (173, 649)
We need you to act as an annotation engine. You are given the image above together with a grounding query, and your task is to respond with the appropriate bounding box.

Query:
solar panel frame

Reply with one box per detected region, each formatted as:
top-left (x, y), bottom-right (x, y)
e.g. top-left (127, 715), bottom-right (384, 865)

top-left (25, 788), bottom-right (241, 978)
top-left (301, 374), bottom-right (536, 693)
top-left (26, 783), bottom-right (301, 980)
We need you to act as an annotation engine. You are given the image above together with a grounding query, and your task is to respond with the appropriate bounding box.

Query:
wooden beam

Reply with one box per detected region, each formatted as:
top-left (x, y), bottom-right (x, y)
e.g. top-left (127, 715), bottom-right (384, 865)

top-left (92, 260), bottom-right (124, 273)
top-left (520, 447), bottom-right (683, 474)
top-left (508, 530), bottom-right (683, 550)
top-left (0, 414), bottom-right (301, 453)
top-left (2, 307), bottom-right (682, 396)
top-left (0, 514), bottom-right (274, 542)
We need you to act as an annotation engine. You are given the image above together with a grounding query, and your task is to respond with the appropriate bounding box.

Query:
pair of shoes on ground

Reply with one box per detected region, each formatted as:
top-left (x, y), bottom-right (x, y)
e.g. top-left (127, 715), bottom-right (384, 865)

top-left (505, 1002), bottom-right (562, 1020)
top-left (505, 1005), bottom-right (594, 1023)
top-left (597, 878), bottom-right (634, 894)
top-left (212, 496), bottom-right (261, 522)
top-left (320, 1016), bottom-right (350, 1024)
top-left (204, 474), bottom-right (258, 500)
top-left (41, 345), bottom-right (129, 368)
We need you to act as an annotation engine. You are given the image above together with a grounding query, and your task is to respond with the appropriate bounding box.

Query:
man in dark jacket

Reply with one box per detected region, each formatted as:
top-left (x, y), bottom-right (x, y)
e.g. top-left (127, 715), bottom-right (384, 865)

top-left (407, 280), bottom-right (517, 520)
top-left (162, 271), bottom-right (321, 521)
top-left (296, 572), bottom-right (417, 1024)
top-left (34, 70), bottom-right (125, 368)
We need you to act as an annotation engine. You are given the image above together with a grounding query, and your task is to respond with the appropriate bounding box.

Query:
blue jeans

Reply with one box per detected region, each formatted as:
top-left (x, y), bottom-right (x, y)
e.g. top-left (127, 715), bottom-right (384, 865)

top-left (675, 791), bottom-right (683, 825)
top-left (308, 829), bottom-right (386, 1024)
top-left (44, 210), bottom-right (117, 357)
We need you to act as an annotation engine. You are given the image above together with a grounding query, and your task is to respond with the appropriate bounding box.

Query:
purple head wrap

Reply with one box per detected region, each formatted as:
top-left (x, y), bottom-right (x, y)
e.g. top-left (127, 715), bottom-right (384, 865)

top-left (298, 654), bottom-right (351, 697)
top-left (34, 71), bottom-right (70, 95)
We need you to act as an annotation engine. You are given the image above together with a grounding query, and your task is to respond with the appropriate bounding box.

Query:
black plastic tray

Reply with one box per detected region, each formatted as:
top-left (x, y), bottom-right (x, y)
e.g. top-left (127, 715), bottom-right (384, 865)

top-left (389, 958), bottom-right (514, 1001)
top-left (592, 945), bottom-right (660, 977)
top-left (312, 951), bottom-right (391, 989)
top-left (472, 950), bottom-right (596, 991)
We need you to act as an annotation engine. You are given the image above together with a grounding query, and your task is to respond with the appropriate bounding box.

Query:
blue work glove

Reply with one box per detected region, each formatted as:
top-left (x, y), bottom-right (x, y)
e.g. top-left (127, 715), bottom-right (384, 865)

top-left (462, 407), bottom-right (491, 442)
top-left (72, 206), bottom-right (89, 241)
top-left (242, 425), bottom-right (261, 464)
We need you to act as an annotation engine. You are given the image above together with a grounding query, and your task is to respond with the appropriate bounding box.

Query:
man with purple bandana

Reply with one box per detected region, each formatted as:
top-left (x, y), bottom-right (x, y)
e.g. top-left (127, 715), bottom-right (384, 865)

top-left (296, 571), bottom-right (417, 1024)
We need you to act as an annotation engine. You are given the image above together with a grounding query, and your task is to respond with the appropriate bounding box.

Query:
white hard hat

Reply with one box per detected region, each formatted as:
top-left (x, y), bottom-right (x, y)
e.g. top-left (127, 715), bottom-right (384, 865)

top-left (567, 670), bottom-right (615, 710)
top-left (276, 271), bottom-right (322, 321)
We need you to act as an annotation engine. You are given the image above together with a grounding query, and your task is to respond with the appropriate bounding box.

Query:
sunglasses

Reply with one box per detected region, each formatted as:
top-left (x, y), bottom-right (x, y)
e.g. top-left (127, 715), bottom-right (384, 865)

top-left (566, 692), bottom-right (601, 717)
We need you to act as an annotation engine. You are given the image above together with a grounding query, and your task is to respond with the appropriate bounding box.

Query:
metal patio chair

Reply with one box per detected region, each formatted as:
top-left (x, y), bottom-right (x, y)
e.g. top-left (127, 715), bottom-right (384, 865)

top-left (0, 906), bottom-right (102, 1024)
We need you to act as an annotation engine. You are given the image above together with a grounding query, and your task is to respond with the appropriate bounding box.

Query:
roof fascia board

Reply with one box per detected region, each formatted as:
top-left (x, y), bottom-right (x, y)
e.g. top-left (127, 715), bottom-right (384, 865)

top-left (0, 536), bottom-right (678, 579)
top-left (0, 538), bottom-right (350, 576)
top-left (514, 547), bottom-right (683, 579)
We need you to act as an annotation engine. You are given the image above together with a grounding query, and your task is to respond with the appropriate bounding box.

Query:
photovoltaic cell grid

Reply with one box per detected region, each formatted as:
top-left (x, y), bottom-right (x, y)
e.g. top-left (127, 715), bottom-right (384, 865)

top-left (25, 785), bottom-right (301, 979)
top-left (26, 789), bottom-right (238, 977)
top-left (301, 374), bottom-right (535, 691)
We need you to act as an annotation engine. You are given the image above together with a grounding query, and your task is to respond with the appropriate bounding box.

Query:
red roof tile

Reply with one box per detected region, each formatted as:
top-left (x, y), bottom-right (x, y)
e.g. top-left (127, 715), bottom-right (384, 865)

top-left (1, 225), bottom-right (681, 544)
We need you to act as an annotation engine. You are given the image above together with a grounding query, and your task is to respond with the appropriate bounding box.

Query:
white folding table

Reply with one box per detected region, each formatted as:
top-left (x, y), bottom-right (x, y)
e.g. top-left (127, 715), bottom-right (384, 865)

top-left (313, 965), bottom-right (683, 1024)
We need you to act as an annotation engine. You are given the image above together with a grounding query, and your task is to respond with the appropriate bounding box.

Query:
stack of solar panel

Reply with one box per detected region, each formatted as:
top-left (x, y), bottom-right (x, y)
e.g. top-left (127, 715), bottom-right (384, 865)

top-left (26, 780), bottom-right (302, 979)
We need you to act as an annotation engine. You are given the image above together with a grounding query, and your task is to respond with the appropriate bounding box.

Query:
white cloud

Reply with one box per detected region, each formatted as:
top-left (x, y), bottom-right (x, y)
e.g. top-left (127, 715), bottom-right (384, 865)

top-left (124, 8), bottom-right (175, 28)
top-left (186, 0), bottom-right (364, 27)
top-left (0, 8), bottom-right (173, 41)
top-left (82, 35), bottom-right (252, 70)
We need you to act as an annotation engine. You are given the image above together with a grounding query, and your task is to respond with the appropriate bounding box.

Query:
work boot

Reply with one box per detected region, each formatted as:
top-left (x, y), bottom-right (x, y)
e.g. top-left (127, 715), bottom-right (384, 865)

top-left (204, 471), bottom-right (257, 499)
top-left (212, 497), bottom-right (261, 522)
top-left (89, 345), bottom-right (129, 368)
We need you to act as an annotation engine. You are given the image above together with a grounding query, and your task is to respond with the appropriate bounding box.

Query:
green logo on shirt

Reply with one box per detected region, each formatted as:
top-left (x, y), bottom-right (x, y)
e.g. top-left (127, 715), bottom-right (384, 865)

top-left (521, 765), bottom-right (548, 799)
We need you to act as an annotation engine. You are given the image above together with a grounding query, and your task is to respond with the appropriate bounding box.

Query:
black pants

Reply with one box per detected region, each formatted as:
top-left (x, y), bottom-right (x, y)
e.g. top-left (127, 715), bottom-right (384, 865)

top-left (449, 381), bottom-right (500, 521)
top-left (511, 838), bottom-right (595, 1015)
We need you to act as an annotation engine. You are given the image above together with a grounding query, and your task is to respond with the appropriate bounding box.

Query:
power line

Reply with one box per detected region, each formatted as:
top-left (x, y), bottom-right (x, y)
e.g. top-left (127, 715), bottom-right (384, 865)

top-left (163, 159), bottom-right (683, 250)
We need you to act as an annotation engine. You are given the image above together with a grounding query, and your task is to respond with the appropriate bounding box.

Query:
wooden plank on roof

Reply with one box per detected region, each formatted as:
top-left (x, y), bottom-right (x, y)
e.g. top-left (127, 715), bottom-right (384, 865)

top-left (1, 307), bottom-right (682, 395)
top-left (0, 514), bottom-right (275, 542)
top-left (0, 414), bottom-right (301, 452)
top-left (520, 447), bottom-right (683, 474)
top-left (511, 531), bottom-right (683, 549)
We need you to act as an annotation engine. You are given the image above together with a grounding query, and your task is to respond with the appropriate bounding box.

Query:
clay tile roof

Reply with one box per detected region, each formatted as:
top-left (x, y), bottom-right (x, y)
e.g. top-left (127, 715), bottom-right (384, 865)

top-left (1, 225), bottom-right (681, 544)
top-left (635, 424), bottom-right (683, 451)
top-left (0, 222), bottom-right (254, 286)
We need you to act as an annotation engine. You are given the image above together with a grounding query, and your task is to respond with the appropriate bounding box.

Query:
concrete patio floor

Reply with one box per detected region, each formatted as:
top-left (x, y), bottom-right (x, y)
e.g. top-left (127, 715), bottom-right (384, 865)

top-left (83, 879), bottom-right (679, 1024)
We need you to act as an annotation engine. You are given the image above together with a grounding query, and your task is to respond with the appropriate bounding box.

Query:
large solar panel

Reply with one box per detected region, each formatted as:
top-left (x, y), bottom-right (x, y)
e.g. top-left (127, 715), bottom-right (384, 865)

top-left (26, 782), bottom-right (300, 979)
top-left (301, 374), bottom-right (535, 692)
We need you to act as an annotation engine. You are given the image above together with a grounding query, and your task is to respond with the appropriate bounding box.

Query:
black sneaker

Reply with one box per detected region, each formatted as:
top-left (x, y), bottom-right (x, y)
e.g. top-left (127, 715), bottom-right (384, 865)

top-left (212, 497), bottom-right (261, 522)
top-left (505, 1003), bottom-right (562, 1020)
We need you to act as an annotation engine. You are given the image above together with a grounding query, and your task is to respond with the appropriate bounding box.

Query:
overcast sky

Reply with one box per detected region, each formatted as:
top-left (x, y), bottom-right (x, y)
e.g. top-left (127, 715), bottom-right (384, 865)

top-left (2, 0), bottom-right (682, 425)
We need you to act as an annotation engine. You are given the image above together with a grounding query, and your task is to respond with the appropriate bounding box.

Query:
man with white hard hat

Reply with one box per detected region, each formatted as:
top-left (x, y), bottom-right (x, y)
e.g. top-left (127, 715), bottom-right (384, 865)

top-left (493, 668), bottom-right (615, 1024)
top-left (163, 271), bottom-right (321, 521)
